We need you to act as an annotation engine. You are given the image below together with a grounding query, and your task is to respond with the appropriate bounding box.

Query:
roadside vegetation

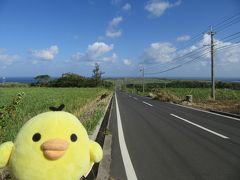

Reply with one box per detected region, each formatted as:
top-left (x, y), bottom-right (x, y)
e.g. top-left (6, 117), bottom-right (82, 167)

top-left (0, 87), bottom-right (112, 144)
top-left (0, 63), bottom-right (114, 144)
top-left (120, 79), bottom-right (240, 115)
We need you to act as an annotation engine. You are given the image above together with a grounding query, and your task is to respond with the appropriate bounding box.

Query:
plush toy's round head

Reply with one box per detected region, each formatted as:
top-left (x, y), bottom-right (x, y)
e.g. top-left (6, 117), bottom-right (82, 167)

top-left (5, 111), bottom-right (102, 180)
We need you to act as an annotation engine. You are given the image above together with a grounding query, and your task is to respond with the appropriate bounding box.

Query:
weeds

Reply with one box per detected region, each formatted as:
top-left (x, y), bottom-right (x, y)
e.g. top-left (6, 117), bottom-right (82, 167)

top-left (0, 88), bottom-right (110, 143)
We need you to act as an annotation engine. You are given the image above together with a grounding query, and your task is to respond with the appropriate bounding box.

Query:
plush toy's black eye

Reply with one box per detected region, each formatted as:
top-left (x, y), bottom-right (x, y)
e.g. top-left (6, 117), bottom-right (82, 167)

top-left (70, 134), bottom-right (77, 142)
top-left (32, 133), bottom-right (41, 142)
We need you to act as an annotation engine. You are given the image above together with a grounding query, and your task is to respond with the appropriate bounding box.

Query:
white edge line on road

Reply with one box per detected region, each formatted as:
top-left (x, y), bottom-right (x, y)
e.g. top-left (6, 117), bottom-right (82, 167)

top-left (115, 94), bottom-right (138, 180)
top-left (133, 97), bottom-right (138, 100)
top-left (171, 102), bottom-right (240, 122)
top-left (170, 113), bottom-right (229, 139)
top-left (142, 101), bottom-right (153, 107)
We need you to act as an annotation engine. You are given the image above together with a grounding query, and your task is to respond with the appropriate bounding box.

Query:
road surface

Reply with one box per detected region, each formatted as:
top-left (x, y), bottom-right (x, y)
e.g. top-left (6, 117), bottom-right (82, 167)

top-left (109, 91), bottom-right (240, 180)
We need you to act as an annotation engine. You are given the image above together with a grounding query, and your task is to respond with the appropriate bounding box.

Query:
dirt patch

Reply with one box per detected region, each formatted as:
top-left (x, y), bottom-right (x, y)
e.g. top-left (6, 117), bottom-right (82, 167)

top-left (191, 100), bottom-right (240, 115)
top-left (0, 168), bottom-right (11, 180)
top-left (154, 91), bottom-right (180, 103)
top-left (150, 91), bottom-right (240, 115)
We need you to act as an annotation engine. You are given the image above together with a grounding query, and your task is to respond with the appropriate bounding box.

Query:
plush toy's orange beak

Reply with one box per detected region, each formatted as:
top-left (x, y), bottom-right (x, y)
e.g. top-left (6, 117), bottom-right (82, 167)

top-left (41, 139), bottom-right (69, 160)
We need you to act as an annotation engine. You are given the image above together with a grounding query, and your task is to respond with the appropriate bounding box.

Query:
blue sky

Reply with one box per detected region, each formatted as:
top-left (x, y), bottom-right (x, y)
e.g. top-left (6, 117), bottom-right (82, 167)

top-left (0, 0), bottom-right (239, 78)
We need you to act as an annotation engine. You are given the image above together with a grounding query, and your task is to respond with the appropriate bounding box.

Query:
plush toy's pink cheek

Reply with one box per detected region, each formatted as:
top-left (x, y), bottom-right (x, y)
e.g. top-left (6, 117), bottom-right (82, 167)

top-left (41, 139), bottom-right (69, 160)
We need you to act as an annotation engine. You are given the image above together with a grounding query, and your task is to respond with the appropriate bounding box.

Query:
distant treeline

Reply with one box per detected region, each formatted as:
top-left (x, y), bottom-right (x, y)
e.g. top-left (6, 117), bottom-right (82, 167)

top-left (126, 80), bottom-right (240, 91)
top-left (30, 63), bottom-right (113, 88)
top-left (31, 73), bottom-right (113, 88)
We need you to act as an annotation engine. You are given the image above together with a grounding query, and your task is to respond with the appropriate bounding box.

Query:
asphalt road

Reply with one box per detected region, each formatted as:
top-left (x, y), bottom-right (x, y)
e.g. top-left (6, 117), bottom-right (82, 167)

top-left (109, 91), bottom-right (240, 180)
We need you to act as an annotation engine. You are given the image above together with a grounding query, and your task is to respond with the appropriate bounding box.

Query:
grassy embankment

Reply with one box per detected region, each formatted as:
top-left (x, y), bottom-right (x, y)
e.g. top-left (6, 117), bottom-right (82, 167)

top-left (0, 87), bottom-right (112, 144)
top-left (126, 87), bottom-right (240, 114)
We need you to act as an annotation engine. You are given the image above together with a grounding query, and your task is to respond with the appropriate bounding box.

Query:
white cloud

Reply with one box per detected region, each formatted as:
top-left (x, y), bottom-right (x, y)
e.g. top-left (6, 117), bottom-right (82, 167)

top-left (141, 34), bottom-right (240, 76)
top-left (106, 30), bottom-right (122, 38)
top-left (71, 52), bottom-right (84, 62)
top-left (71, 42), bottom-right (115, 63)
top-left (88, 42), bottom-right (114, 57)
top-left (145, 0), bottom-right (181, 17)
top-left (142, 42), bottom-right (176, 64)
top-left (122, 3), bottom-right (131, 11)
top-left (0, 54), bottom-right (19, 65)
top-left (123, 59), bottom-right (132, 66)
top-left (177, 35), bottom-right (191, 42)
top-left (106, 16), bottom-right (123, 38)
top-left (103, 53), bottom-right (117, 63)
top-left (110, 16), bottom-right (123, 26)
top-left (30, 45), bottom-right (59, 61)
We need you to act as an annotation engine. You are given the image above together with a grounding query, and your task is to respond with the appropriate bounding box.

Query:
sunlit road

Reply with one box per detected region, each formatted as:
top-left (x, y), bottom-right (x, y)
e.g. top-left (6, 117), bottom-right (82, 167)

top-left (109, 91), bottom-right (240, 180)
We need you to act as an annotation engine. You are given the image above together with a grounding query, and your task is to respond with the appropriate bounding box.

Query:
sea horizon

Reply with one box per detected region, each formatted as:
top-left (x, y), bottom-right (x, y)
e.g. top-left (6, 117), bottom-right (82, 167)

top-left (0, 76), bottom-right (239, 83)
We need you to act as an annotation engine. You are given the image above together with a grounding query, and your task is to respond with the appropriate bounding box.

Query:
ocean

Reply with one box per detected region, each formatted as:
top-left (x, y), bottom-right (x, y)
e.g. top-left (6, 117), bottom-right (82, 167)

top-left (0, 77), bottom-right (239, 83)
top-left (0, 77), bottom-right (35, 83)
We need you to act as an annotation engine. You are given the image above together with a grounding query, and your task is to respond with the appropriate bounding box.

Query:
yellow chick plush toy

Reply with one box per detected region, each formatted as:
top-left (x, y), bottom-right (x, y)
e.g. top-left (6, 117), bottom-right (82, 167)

top-left (0, 105), bottom-right (103, 180)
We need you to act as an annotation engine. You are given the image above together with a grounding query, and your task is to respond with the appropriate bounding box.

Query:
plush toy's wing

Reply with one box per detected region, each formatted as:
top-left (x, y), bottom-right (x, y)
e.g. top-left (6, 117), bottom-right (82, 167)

top-left (0, 142), bottom-right (14, 168)
top-left (84, 140), bottom-right (103, 177)
top-left (89, 140), bottom-right (103, 163)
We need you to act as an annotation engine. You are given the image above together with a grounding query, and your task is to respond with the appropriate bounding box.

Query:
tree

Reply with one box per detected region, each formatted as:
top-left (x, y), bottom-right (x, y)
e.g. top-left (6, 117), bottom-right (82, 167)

top-left (34, 75), bottom-right (50, 85)
top-left (92, 63), bottom-right (104, 86)
top-left (52, 73), bottom-right (86, 87)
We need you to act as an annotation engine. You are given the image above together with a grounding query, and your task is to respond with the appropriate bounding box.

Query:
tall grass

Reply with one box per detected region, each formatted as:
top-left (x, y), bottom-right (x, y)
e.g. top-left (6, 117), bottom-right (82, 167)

top-left (0, 87), bottom-right (109, 143)
top-left (156, 88), bottom-right (240, 101)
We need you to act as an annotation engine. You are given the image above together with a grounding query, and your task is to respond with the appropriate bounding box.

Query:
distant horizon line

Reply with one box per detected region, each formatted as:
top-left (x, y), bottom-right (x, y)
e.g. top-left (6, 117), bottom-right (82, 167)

top-left (1, 76), bottom-right (239, 80)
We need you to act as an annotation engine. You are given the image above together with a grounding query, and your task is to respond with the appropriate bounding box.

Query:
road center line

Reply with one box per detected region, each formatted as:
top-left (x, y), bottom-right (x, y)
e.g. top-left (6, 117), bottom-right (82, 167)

top-left (170, 113), bottom-right (229, 139)
top-left (142, 101), bottom-right (153, 107)
top-left (115, 93), bottom-right (138, 180)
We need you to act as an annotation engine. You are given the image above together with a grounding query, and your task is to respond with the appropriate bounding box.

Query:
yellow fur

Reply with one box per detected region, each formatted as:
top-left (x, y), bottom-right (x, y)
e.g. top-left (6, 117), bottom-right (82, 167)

top-left (0, 142), bottom-right (14, 168)
top-left (0, 111), bottom-right (103, 180)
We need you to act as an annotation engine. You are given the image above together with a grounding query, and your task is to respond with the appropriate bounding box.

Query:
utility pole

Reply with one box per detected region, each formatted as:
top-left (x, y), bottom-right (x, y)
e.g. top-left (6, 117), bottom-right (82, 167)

top-left (208, 26), bottom-right (215, 100)
top-left (140, 66), bottom-right (145, 93)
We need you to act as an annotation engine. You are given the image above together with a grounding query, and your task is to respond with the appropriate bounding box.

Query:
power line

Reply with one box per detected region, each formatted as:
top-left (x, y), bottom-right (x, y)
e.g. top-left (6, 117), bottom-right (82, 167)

top-left (215, 17), bottom-right (240, 33)
top-left (213, 12), bottom-right (240, 29)
top-left (176, 31), bottom-right (206, 50)
top-left (140, 12), bottom-right (240, 79)
top-left (215, 40), bottom-right (240, 51)
top-left (144, 39), bottom-right (240, 76)
top-left (219, 35), bottom-right (240, 43)
top-left (218, 31), bottom-right (240, 41)
top-left (145, 50), bottom-right (210, 75)
top-left (214, 33), bottom-right (240, 47)
top-left (144, 46), bottom-right (209, 70)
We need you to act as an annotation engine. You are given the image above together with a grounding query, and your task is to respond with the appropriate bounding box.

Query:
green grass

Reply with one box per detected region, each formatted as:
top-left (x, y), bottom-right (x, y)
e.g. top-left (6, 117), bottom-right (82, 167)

top-left (156, 88), bottom-right (240, 101)
top-left (0, 87), bottom-right (109, 143)
top-left (128, 87), bottom-right (240, 101)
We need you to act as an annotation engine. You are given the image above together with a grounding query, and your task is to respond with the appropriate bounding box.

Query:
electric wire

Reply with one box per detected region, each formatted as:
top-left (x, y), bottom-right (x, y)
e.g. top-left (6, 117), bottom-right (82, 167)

top-left (144, 45), bottom-right (209, 69)
top-left (212, 12), bottom-right (240, 29)
top-left (142, 12), bottom-right (240, 76)
top-left (145, 50), bottom-right (211, 75)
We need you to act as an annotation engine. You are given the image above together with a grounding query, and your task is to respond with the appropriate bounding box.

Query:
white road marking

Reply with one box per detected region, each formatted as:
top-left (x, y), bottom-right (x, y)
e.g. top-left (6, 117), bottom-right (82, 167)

top-left (115, 94), bottom-right (138, 180)
top-left (171, 103), bottom-right (240, 121)
top-left (133, 97), bottom-right (138, 100)
top-left (142, 101), bottom-right (153, 107)
top-left (170, 114), bottom-right (229, 139)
